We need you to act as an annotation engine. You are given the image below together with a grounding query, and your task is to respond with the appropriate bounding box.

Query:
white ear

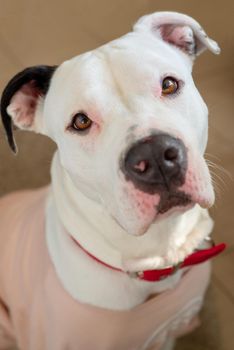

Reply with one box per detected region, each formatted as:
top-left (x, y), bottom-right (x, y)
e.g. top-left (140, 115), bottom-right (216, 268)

top-left (134, 11), bottom-right (220, 58)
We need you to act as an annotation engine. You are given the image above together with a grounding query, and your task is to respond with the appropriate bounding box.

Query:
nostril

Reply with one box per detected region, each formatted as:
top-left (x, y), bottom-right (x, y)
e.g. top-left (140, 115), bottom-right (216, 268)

top-left (164, 147), bottom-right (178, 162)
top-left (133, 160), bottom-right (149, 173)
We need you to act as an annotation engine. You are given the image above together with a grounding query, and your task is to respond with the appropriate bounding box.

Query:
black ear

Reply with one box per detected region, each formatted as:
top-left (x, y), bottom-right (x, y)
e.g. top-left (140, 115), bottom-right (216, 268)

top-left (0, 65), bottom-right (57, 153)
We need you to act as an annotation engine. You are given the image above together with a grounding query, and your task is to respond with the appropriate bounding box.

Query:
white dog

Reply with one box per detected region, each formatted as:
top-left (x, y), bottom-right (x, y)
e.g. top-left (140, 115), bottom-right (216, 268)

top-left (0, 11), bottom-right (224, 350)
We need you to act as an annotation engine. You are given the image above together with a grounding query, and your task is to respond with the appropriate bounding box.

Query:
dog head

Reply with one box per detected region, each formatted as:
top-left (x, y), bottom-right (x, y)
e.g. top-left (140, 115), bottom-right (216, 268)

top-left (1, 12), bottom-right (220, 235)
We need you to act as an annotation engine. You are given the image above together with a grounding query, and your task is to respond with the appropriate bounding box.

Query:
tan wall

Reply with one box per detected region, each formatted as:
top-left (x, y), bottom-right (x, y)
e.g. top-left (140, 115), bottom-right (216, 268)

top-left (0, 1), bottom-right (233, 349)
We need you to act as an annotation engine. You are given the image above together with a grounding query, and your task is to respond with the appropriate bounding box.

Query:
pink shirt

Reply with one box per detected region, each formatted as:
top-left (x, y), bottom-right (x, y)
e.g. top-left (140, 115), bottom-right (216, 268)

top-left (0, 188), bottom-right (210, 350)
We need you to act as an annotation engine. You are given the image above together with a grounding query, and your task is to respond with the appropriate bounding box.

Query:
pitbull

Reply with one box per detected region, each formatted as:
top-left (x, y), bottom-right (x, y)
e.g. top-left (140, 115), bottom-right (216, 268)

top-left (0, 11), bottom-right (224, 350)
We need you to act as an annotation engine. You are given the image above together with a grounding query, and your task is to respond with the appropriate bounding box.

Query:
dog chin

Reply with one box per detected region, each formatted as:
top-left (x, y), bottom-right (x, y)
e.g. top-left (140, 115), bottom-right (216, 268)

top-left (125, 198), bottom-right (210, 237)
top-left (122, 200), bottom-right (195, 237)
top-left (115, 188), bottom-right (214, 236)
top-left (156, 201), bottom-right (195, 222)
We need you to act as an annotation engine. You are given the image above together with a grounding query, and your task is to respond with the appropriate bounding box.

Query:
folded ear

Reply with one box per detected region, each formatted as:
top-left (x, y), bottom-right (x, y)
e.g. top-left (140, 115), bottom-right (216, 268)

top-left (0, 65), bottom-right (57, 153)
top-left (134, 11), bottom-right (220, 58)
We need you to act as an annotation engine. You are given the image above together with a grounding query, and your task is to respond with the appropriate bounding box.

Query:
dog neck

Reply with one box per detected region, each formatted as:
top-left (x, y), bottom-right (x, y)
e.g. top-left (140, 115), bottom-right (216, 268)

top-left (48, 152), bottom-right (213, 273)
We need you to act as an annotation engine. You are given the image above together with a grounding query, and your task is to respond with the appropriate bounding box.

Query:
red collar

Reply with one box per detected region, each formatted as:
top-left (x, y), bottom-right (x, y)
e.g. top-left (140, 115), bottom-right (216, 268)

top-left (71, 236), bottom-right (226, 282)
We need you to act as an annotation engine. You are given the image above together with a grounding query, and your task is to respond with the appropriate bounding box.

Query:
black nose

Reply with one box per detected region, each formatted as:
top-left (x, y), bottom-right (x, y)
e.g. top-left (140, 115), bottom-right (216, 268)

top-left (122, 133), bottom-right (187, 194)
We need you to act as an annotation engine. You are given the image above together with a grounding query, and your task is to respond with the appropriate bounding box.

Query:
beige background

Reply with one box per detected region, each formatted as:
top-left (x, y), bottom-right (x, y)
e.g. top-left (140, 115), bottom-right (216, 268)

top-left (0, 1), bottom-right (233, 349)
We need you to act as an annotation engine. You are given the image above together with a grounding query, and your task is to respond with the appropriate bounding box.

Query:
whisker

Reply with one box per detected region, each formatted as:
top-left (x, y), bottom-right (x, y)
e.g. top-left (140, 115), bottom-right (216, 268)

top-left (205, 155), bottom-right (233, 195)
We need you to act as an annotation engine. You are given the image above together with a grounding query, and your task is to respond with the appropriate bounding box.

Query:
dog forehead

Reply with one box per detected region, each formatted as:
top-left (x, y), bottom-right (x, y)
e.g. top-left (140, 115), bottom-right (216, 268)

top-left (50, 33), bottom-right (188, 102)
top-left (44, 32), bottom-right (193, 136)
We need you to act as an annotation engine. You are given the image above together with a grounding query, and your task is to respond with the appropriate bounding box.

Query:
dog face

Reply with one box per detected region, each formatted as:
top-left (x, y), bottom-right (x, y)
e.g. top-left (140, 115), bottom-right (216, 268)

top-left (1, 12), bottom-right (220, 235)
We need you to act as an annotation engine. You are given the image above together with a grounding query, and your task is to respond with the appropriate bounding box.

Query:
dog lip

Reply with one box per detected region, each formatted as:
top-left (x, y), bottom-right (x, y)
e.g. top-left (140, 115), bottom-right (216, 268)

top-left (157, 191), bottom-right (192, 214)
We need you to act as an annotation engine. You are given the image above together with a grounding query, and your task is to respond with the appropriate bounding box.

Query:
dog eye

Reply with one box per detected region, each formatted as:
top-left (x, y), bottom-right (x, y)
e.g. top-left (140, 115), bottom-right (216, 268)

top-left (72, 113), bottom-right (92, 131)
top-left (162, 77), bottom-right (179, 95)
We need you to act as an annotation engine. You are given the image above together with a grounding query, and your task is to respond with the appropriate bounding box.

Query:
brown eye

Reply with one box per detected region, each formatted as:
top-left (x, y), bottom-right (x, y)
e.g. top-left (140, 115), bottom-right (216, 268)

top-left (72, 113), bottom-right (92, 131)
top-left (162, 77), bottom-right (179, 95)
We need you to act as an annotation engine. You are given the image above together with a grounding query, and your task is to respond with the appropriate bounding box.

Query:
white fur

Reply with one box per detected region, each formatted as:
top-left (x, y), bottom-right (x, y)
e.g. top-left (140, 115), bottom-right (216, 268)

top-left (7, 12), bottom-right (219, 312)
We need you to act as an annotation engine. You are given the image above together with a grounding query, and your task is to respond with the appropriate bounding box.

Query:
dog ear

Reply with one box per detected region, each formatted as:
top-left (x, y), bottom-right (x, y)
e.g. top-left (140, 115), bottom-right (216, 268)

top-left (134, 11), bottom-right (220, 58)
top-left (0, 65), bottom-right (57, 153)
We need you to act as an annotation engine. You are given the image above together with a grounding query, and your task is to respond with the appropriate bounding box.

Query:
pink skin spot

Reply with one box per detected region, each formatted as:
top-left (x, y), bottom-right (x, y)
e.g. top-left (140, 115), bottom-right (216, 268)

top-left (154, 85), bottom-right (162, 97)
top-left (85, 105), bottom-right (104, 126)
top-left (179, 153), bottom-right (214, 208)
top-left (124, 181), bottom-right (160, 221)
top-left (133, 160), bottom-right (148, 173)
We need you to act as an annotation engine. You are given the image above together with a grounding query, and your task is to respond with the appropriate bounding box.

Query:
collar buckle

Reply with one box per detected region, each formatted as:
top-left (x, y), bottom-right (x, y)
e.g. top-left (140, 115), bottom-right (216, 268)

top-left (127, 271), bottom-right (144, 279)
top-left (172, 261), bottom-right (183, 275)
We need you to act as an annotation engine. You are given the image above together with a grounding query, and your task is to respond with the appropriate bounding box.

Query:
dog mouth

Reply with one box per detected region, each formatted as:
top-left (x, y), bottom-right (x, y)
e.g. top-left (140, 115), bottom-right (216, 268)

top-left (157, 191), bottom-right (192, 214)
